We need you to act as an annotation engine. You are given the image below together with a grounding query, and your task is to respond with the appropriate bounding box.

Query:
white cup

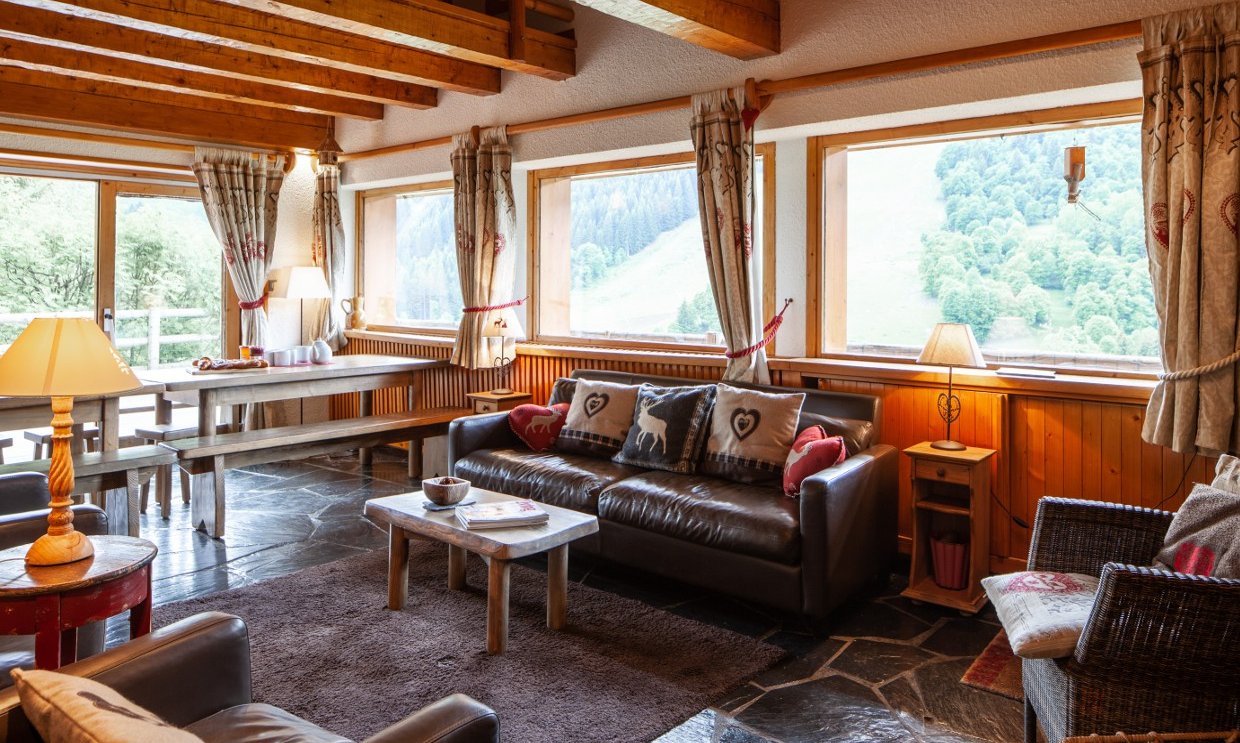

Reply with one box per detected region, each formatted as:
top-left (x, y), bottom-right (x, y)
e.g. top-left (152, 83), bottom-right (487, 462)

top-left (293, 345), bottom-right (312, 364)
top-left (272, 349), bottom-right (292, 367)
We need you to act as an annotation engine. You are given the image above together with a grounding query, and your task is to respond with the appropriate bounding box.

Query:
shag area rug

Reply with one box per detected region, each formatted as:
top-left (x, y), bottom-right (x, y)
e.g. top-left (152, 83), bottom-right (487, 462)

top-left (960, 629), bottom-right (1023, 701)
top-left (157, 545), bottom-right (784, 742)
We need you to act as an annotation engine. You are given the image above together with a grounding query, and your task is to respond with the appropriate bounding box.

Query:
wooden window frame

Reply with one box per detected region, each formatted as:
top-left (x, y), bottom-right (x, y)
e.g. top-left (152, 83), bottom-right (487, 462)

top-left (354, 180), bottom-right (458, 337)
top-left (806, 98), bottom-right (1152, 379)
top-left (527, 144), bottom-right (777, 353)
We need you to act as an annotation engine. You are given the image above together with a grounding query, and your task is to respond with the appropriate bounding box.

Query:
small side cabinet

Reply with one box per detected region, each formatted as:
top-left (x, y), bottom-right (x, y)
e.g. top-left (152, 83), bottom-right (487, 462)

top-left (466, 390), bottom-right (531, 414)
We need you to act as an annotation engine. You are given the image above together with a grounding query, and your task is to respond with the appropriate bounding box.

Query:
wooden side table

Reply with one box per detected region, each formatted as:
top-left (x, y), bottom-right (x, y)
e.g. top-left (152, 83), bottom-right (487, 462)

top-left (902, 442), bottom-right (996, 613)
top-left (466, 390), bottom-right (531, 414)
top-left (0, 536), bottom-right (157, 669)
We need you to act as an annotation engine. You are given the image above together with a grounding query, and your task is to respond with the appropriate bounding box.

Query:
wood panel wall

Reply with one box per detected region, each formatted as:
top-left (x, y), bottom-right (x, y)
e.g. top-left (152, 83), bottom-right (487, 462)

top-left (337, 333), bottom-right (1214, 571)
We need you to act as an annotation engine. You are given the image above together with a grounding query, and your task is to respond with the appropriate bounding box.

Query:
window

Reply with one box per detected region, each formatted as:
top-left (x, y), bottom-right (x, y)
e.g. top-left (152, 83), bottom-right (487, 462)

top-left (820, 113), bottom-right (1157, 372)
top-left (532, 149), bottom-right (771, 347)
top-left (358, 183), bottom-right (461, 332)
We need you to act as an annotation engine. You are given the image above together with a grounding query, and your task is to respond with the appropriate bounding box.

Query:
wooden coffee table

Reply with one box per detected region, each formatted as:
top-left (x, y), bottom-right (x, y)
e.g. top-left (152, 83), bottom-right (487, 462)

top-left (365, 489), bottom-right (599, 655)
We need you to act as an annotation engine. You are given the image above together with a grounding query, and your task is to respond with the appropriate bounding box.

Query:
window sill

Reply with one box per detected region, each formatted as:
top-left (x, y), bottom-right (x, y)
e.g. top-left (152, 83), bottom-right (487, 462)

top-left (769, 357), bottom-right (1157, 404)
top-left (345, 329), bottom-right (455, 347)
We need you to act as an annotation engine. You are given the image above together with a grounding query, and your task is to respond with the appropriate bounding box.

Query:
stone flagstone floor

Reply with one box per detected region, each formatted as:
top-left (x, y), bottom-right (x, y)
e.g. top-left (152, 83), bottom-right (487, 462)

top-left (109, 449), bottom-right (1026, 743)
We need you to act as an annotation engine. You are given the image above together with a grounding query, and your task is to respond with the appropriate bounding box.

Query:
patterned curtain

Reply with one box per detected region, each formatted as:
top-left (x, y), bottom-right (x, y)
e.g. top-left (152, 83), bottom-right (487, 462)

top-left (312, 155), bottom-right (347, 351)
top-left (1141, 4), bottom-right (1240, 455)
top-left (691, 87), bottom-right (768, 384)
top-left (450, 127), bottom-right (518, 370)
top-left (191, 147), bottom-right (285, 350)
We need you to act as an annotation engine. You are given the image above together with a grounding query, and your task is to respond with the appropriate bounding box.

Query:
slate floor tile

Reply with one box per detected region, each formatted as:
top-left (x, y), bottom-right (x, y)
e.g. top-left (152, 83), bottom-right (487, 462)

top-left (736, 674), bottom-right (914, 742)
top-left (828, 638), bottom-right (938, 685)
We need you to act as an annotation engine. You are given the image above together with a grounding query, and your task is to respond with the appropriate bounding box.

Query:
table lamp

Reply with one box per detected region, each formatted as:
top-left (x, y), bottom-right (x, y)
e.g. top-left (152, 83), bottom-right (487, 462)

top-left (917, 323), bottom-right (986, 451)
top-left (482, 307), bottom-right (524, 395)
top-left (269, 266), bottom-right (332, 344)
top-left (0, 318), bottom-right (141, 565)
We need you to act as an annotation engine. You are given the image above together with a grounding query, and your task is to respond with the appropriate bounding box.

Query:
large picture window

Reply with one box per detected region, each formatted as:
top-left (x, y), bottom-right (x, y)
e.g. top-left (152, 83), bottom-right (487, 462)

top-left (820, 114), bottom-right (1156, 372)
top-left (532, 149), bottom-right (771, 348)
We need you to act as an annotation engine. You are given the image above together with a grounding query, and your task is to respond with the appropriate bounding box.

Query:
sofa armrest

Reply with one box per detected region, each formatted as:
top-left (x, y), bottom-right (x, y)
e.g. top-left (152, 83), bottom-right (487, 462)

top-left (448, 412), bottom-right (521, 474)
top-left (798, 444), bottom-right (899, 618)
top-left (362, 694), bottom-right (500, 743)
top-left (0, 474), bottom-right (50, 516)
top-left (0, 505), bottom-right (108, 552)
top-left (1027, 497), bottom-right (1173, 575)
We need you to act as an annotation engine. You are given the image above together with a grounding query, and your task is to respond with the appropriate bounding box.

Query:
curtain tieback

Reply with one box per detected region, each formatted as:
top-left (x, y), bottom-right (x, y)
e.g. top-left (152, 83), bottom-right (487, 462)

top-left (725, 299), bottom-right (792, 360)
top-left (463, 297), bottom-right (526, 313)
top-left (237, 294), bottom-right (267, 311)
top-left (1160, 348), bottom-right (1240, 381)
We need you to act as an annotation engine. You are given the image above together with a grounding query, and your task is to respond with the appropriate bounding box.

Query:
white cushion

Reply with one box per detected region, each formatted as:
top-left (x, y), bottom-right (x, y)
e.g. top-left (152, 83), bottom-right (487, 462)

top-left (981, 571), bottom-right (1099, 659)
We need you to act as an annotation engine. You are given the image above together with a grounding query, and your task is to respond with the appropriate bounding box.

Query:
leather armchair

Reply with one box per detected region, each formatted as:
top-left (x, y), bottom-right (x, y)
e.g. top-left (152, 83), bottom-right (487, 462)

top-left (0, 473), bottom-right (109, 684)
top-left (0, 612), bottom-right (500, 743)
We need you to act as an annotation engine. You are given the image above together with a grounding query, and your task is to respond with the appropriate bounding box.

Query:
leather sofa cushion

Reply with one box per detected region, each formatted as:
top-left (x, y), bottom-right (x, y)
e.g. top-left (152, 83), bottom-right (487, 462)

top-left (186, 703), bottom-right (349, 743)
top-left (598, 471), bottom-right (801, 564)
top-left (454, 449), bottom-right (647, 514)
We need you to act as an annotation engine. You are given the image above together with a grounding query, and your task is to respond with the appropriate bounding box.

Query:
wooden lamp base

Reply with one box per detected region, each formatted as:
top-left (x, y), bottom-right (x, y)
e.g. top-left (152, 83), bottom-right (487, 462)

top-left (26, 396), bottom-right (94, 566)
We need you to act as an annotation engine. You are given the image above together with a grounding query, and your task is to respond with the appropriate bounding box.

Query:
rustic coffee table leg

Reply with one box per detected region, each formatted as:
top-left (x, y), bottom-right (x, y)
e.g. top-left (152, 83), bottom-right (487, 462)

top-left (487, 558), bottom-right (511, 655)
top-left (447, 545), bottom-right (467, 590)
top-left (547, 544), bottom-right (569, 630)
top-left (387, 525), bottom-right (410, 610)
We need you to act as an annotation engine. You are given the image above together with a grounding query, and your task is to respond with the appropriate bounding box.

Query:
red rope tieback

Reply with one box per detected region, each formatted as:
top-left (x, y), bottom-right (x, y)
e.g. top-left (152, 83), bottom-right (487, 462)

top-left (238, 294), bottom-right (267, 310)
top-left (725, 298), bottom-right (793, 360)
top-left (463, 297), bottom-right (526, 313)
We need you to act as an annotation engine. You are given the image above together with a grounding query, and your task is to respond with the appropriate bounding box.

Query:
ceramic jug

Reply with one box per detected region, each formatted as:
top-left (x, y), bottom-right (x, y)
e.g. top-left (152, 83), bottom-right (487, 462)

top-left (341, 296), bottom-right (367, 330)
top-left (312, 339), bottom-right (333, 364)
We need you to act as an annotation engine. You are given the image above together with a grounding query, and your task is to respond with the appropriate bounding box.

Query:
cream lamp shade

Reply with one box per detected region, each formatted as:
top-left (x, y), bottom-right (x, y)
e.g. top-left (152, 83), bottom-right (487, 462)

top-left (268, 266), bottom-right (332, 300)
top-left (917, 323), bottom-right (986, 369)
top-left (0, 317), bottom-right (141, 397)
top-left (482, 307), bottom-right (526, 341)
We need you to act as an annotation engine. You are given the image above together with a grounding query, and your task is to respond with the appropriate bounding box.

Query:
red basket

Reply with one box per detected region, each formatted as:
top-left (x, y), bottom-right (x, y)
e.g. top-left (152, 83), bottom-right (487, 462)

top-left (931, 534), bottom-right (969, 590)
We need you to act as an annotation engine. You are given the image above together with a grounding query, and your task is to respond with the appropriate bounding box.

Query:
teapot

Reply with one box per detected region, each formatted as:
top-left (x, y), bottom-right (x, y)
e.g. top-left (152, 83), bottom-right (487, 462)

top-left (341, 296), bottom-right (366, 330)
top-left (311, 339), bottom-right (333, 364)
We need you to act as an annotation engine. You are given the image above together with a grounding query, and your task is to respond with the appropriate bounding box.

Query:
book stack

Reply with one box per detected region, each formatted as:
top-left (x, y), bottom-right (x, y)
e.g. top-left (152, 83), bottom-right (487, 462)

top-left (455, 499), bottom-right (549, 530)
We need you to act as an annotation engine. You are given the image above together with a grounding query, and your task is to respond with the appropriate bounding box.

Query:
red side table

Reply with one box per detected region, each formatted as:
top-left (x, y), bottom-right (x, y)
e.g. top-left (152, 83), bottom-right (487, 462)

top-left (0, 535), bottom-right (157, 669)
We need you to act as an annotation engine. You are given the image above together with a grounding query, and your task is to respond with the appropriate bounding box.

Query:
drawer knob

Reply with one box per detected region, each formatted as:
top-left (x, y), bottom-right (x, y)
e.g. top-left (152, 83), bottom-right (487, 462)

top-left (936, 467), bottom-right (947, 478)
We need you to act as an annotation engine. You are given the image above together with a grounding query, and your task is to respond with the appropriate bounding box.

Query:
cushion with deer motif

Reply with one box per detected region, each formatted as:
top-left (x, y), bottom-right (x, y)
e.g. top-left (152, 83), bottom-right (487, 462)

top-left (613, 384), bottom-right (716, 474)
top-left (701, 385), bottom-right (806, 484)
top-left (558, 380), bottom-right (642, 458)
top-left (782, 426), bottom-right (847, 496)
top-left (508, 403), bottom-right (570, 452)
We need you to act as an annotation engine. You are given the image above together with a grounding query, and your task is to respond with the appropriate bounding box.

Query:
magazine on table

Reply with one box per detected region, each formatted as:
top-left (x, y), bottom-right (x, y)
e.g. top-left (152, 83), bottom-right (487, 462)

top-left (455, 499), bottom-right (549, 530)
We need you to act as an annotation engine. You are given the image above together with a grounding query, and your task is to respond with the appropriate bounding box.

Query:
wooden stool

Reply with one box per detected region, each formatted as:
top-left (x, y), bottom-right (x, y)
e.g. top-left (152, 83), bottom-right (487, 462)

top-left (24, 427), bottom-right (100, 459)
top-left (0, 437), bottom-right (10, 465)
top-left (135, 424), bottom-right (228, 518)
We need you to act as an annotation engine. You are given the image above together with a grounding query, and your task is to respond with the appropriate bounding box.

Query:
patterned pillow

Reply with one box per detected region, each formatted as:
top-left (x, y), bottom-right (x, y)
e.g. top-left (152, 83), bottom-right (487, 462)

top-left (613, 384), bottom-right (716, 474)
top-left (701, 385), bottom-right (806, 484)
top-left (980, 571), bottom-right (1100, 659)
top-left (782, 426), bottom-right (847, 496)
top-left (11, 668), bottom-right (204, 743)
top-left (547, 377), bottom-right (577, 406)
top-left (1153, 483), bottom-right (1240, 578)
top-left (557, 379), bottom-right (641, 457)
top-left (797, 412), bottom-right (874, 457)
top-left (508, 403), bottom-right (570, 452)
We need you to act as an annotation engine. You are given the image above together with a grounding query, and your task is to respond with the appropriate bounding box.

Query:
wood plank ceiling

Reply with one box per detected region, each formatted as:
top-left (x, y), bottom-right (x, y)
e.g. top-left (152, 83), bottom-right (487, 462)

top-left (0, 0), bottom-right (781, 152)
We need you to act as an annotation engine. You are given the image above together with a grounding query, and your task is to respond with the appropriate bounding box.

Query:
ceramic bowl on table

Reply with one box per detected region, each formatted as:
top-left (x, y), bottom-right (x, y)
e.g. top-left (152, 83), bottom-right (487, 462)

top-left (422, 476), bottom-right (471, 506)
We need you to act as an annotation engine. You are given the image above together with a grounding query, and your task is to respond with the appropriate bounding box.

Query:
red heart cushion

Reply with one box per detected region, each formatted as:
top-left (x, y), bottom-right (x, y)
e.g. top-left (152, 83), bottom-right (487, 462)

top-left (783, 425), bottom-right (846, 497)
top-left (508, 403), bottom-right (570, 452)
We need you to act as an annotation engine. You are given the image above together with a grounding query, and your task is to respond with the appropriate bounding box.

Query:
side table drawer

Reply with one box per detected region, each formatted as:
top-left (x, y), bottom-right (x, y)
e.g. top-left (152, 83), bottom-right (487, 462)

top-left (914, 459), bottom-right (971, 485)
top-left (473, 400), bottom-right (497, 414)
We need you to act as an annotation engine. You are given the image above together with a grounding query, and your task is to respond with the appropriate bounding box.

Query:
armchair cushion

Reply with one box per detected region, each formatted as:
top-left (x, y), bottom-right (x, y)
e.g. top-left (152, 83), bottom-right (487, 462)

top-left (1153, 483), bottom-right (1240, 578)
top-left (11, 668), bottom-right (203, 743)
top-left (981, 571), bottom-right (1099, 659)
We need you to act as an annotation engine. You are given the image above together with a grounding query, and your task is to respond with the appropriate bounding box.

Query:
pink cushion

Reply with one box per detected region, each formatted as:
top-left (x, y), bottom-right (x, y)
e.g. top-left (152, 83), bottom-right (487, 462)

top-left (508, 403), bottom-right (570, 452)
top-left (782, 425), bottom-right (846, 496)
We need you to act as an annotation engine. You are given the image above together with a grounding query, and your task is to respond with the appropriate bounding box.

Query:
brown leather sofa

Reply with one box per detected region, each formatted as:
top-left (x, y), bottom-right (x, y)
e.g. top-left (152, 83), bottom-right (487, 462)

top-left (449, 370), bottom-right (899, 620)
top-left (0, 611), bottom-right (499, 743)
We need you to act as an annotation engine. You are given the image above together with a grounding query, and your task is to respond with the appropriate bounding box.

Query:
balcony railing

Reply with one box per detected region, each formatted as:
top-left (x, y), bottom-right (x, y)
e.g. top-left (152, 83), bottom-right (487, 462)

top-left (0, 308), bottom-right (217, 369)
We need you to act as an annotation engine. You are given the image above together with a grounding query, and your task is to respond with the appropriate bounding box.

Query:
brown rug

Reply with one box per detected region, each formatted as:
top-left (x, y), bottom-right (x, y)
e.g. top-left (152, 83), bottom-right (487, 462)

top-left (960, 629), bottom-right (1023, 701)
top-left (157, 545), bottom-right (784, 742)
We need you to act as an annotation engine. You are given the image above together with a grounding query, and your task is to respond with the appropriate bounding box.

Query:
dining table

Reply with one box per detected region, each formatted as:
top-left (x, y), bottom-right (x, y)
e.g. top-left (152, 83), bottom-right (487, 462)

top-left (0, 381), bottom-right (166, 455)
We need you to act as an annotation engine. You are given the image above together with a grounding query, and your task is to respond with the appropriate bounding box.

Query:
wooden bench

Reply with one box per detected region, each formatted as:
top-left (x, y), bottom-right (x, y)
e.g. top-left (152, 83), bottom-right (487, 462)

top-left (134, 423), bottom-right (231, 518)
top-left (0, 446), bottom-right (176, 537)
top-left (163, 408), bottom-right (470, 538)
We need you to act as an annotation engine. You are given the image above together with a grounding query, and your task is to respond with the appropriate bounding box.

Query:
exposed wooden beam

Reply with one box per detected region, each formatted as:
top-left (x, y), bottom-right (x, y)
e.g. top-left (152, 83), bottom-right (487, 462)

top-left (574, 0), bottom-right (779, 59)
top-left (0, 67), bottom-right (329, 150)
top-left (0, 2), bottom-right (437, 108)
top-left (17, 0), bottom-right (499, 96)
top-left (220, 0), bottom-right (576, 81)
top-left (0, 36), bottom-right (384, 119)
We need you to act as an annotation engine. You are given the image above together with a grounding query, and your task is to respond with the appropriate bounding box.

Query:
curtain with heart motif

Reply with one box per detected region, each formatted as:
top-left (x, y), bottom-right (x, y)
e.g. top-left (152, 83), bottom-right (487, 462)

top-left (1141, 4), bottom-right (1240, 455)
top-left (450, 127), bottom-right (518, 370)
top-left (690, 87), bottom-right (768, 383)
top-left (312, 156), bottom-right (347, 351)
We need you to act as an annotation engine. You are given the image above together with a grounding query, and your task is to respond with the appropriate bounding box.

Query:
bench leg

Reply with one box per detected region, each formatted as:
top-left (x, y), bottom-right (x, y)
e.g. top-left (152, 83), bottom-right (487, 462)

top-left (408, 438), bottom-right (423, 480)
top-left (180, 469), bottom-right (191, 506)
top-left (190, 456), bottom-right (226, 539)
top-left (125, 470), bottom-right (141, 537)
top-left (358, 390), bottom-right (374, 467)
top-left (98, 485), bottom-right (128, 536)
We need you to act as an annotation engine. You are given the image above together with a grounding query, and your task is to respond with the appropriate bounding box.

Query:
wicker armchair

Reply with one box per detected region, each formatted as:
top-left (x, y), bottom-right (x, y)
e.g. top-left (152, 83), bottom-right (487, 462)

top-left (1022, 497), bottom-right (1240, 743)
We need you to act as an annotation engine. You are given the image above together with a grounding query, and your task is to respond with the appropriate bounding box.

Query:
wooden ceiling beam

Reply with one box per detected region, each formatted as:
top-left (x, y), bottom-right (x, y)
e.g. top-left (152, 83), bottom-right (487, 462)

top-left (0, 37), bottom-right (384, 119)
top-left (19, 0), bottom-right (500, 96)
top-left (0, 3), bottom-right (437, 108)
top-left (0, 68), bottom-right (330, 150)
top-left (574, 0), bottom-right (779, 59)
top-left (219, 0), bottom-right (576, 81)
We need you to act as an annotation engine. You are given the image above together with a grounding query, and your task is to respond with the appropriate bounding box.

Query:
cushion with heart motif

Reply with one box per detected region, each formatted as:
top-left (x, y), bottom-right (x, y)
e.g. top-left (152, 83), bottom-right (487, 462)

top-left (558, 379), bottom-right (641, 458)
top-left (508, 403), bottom-right (570, 452)
top-left (1153, 482), bottom-right (1240, 578)
top-left (701, 385), bottom-right (806, 485)
top-left (782, 426), bottom-right (847, 496)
